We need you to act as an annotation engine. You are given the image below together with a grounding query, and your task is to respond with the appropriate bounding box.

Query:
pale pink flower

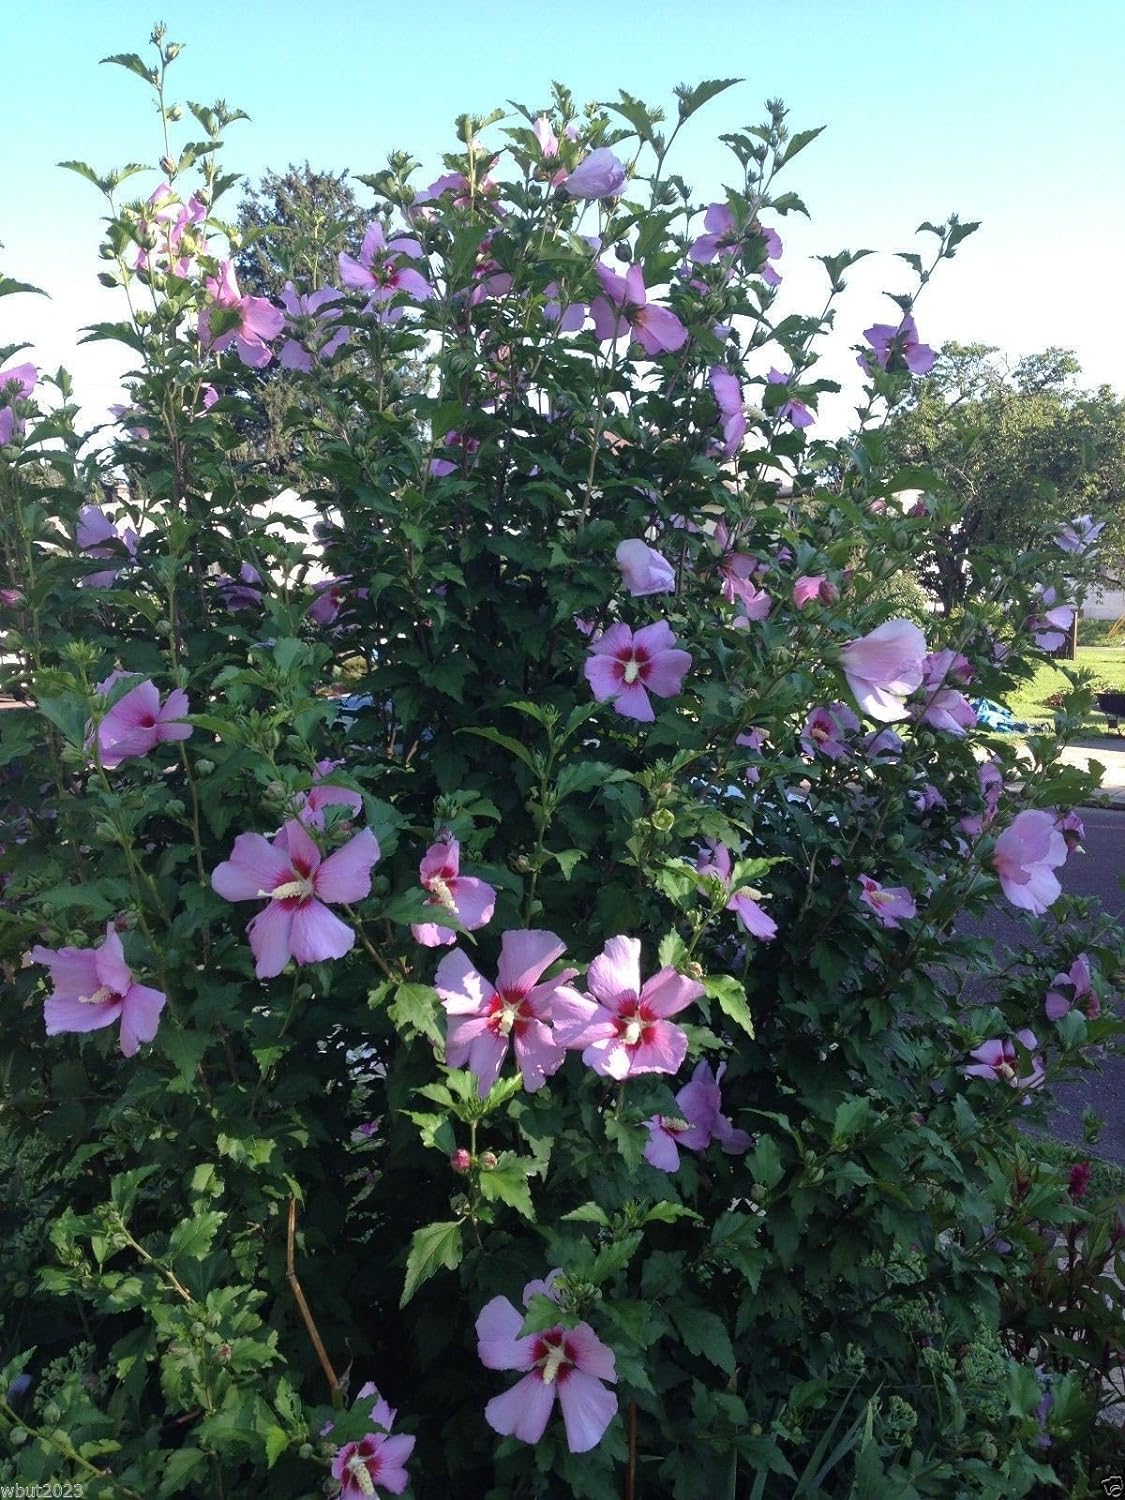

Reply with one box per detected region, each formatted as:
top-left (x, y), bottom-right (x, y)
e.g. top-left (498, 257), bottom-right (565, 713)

top-left (838, 619), bottom-right (927, 722)
top-left (964, 1029), bottom-right (1045, 1092)
top-left (709, 366), bottom-right (746, 457)
top-left (959, 761), bottom-right (1004, 838)
top-left (643, 1060), bottom-right (751, 1171)
top-left (552, 936), bottom-right (703, 1080)
top-left (76, 504), bottom-right (139, 587)
top-left (728, 576), bottom-right (771, 626)
top-left (584, 621), bottom-right (692, 722)
top-left (30, 923), bottom-right (166, 1058)
top-left (562, 148), bottom-right (626, 199)
top-left (615, 539), bottom-right (675, 597)
top-left (1045, 954), bottom-right (1096, 1021)
top-left (1055, 515), bottom-right (1104, 555)
top-left (532, 115), bottom-right (559, 158)
top-left (695, 842), bottom-right (777, 940)
top-left (858, 875), bottom-right (917, 929)
top-left (1027, 587), bottom-right (1074, 652)
top-left (992, 809), bottom-right (1067, 915)
top-left (801, 703), bottom-right (860, 760)
top-left (211, 821), bottom-right (380, 979)
top-left (198, 260), bottom-right (283, 368)
top-left (767, 368), bottom-right (814, 428)
top-left (916, 689), bottom-right (976, 736)
top-left (434, 930), bottom-right (581, 1097)
top-left (331, 1429), bottom-right (414, 1500)
top-left (590, 263), bottom-right (687, 356)
top-left (339, 222), bottom-right (432, 321)
top-left (477, 1275), bottom-right (618, 1452)
top-left (860, 315), bottom-right (935, 376)
top-left (793, 575), bottom-right (827, 610)
top-left (297, 758), bottom-right (364, 829)
top-left (411, 836), bottom-right (497, 947)
top-left (1056, 809), bottom-right (1085, 853)
top-left (91, 675), bottom-right (191, 769)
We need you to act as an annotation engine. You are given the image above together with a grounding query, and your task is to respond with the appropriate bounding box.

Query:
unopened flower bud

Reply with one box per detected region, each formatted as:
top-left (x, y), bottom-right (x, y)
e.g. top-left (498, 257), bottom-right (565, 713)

top-left (214, 1342), bottom-right (232, 1363)
top-left (42, 1401), bottom-right (61, 1426)
top-left (160, 155), bottom-right (176, 176)
top-left (195, 759), bottom-right (216, 775)
top-left (684, 961), bottom-right (703, 981)
top-left (478, 1151), bottom-right (498, 1171)
top-left (10, 1427), bottom-right (28, 1445)
top-left (450, 1149), bottom-right (472, 1174)
top-left (298, 1442), bottom-right (315, 1459)
top-left (650, 808), bottom-right (675, 833)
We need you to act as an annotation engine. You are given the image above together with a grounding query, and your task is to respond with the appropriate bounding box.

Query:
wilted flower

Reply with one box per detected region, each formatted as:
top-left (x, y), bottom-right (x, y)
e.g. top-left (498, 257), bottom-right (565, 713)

top-left (1045, 953), bottom-right (1096, 1021)
top-left (0, 362), bottom-right (38, 445)
top-left (30, 922), bottom-right (166, 1057)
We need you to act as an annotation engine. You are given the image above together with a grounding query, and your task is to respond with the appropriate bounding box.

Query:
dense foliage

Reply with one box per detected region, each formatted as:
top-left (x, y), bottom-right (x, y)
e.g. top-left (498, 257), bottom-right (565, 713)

top-left (2, 30), bottom-right (1123, 1499)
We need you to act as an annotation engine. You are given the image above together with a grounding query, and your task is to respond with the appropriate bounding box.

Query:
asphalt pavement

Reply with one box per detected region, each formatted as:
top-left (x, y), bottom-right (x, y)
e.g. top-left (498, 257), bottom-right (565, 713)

top-left (968, 800), bottom-right (1125, 1163)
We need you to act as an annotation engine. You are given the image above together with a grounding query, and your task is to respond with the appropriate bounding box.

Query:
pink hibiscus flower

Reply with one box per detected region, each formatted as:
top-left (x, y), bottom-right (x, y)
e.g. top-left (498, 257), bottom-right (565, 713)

top-left (838, 618), bottom-right (927, 723)
top-left (553, 935), bottom-right (703, 1080)
top-left (331, 1428), bottom-right (414, 1500)
top-left (211, 821), bottom-right (380, 979)
top-left (198, 260), bottom-right (283, 368)
top-left (584, 621), bottom-right (692, 722)
top-left (615, 538), bottom-right (675, 597)
top-left (858, 875), bottom-right (917, 929)
top-left (411, 835), bottom-right (497, 947)
top-left (91, 675), bottom-right (192, 769)
top-left (477, 1275), bottom-right (618, 1452)
top-left (964, 1030), bottom-right (1045, 1093)
top-left (590, 263), bottom-right (687, 356)
top-left (695, 842), bottom-right (777, 940)
top-left (643, 1060), bottom-right (751, 1171)
top-left (434, 930), bottom-right (582, 1097)
top-left (30, 923), bottom-right (166, 1058)
top-left (992, 809), bottom-right (1067, 915)
top-left (339, 222), bottom-right (432, 321)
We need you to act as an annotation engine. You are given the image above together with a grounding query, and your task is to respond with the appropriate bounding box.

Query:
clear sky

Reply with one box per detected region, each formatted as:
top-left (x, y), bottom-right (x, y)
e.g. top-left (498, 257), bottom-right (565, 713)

top-left (3, 0), bottom-right (1123, 432)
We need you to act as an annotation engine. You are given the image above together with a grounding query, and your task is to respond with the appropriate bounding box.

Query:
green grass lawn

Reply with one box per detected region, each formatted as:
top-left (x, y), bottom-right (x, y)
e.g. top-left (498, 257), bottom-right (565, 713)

top-left (1003, 646), bottom-right (1125, 731)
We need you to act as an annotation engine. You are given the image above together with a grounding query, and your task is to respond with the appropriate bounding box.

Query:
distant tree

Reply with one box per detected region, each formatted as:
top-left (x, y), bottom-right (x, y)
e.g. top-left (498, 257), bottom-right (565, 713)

top-left (881, 344), bottom-right (1125, 614)
top-left (235, 162), bottom-right (362, 301)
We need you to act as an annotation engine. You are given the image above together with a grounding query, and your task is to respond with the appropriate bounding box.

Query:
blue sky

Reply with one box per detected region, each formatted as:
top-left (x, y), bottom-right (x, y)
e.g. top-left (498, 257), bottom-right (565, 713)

top-left (4, 0), bottom-right (1123, 429)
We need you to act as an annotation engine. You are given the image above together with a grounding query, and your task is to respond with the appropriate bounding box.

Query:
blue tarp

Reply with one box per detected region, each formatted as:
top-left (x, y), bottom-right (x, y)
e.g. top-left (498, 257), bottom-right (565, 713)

top-left (971, 698), bottom-right (1031, 733)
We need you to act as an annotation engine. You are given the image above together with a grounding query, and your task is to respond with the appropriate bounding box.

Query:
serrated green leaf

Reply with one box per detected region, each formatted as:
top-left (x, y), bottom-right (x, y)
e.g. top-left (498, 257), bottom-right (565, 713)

top-left (400, 1220), bottom-right (463, 1306)
top-left (671, 1305), bottom-right (735, 1374)
top-left (703, 973), bottom-right (755, 1037)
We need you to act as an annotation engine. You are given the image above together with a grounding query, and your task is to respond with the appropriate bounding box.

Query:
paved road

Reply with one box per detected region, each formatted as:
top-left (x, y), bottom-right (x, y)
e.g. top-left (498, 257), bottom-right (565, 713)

top-left (969, 805), bottom-right (1125, 1163)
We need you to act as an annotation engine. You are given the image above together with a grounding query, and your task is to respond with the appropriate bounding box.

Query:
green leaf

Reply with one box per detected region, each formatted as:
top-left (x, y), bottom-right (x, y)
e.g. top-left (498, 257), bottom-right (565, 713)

top-left (832, 1096), bottom-right (873, 1144)
top-left (459, 725), bottom-right (538, 772)
top-left (670, 1305), bottom-right (735, 1374)
top-left (0, 275), bottom-right (46, 299)
top-left (748, 1135), bottom-right (784, 1190)
top-left (100, 51), bottom-right (159, 84)
top-left (168, 1209), bottom-right (224, 1262)
top-left (550, 848), bottom-right (584, 881)
top-left (673, 77), bottom-right (742, 123)
top-left (263, 1426), bottom-right (289, 1469)
top-left (779, 126), bottom-right (826, 167)
top-left (644, 1202), bottom-right (702, 1225)
top-left (158, 1448), bottom-right (208, 1496)
top-left (389, 982), bottom-right (443, 1044)
top-left (562, 1202), bottom-right (610, 1227)
top-left (57, 159), bottom-right (104, 187)
top-left (555, 761), bottom-right (631, 801)
top-left (400, 1220), bottom-right (463, 1306)
top-left (703, 974), bottom-right (755, 1037)
top-left (478, 1154), bottom-right (536, 1219)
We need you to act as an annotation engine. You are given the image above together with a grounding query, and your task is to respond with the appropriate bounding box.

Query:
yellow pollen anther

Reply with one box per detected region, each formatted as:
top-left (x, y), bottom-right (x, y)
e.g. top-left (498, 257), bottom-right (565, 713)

top-left (623, 1017), bottom-right (644, 1047)
top-left (428, 875), bottom-right (457, 911)
top-left (498, 1004), bottom-right (520, 1037)
top-left (346, 1455), bottom-right (377, 1497)
top-left (540, 1341), bottom-right (568, 1385)
top-left (264, 875), bottom-right (314, 902)
top-left (78, 985), bottom-right (113, 1006)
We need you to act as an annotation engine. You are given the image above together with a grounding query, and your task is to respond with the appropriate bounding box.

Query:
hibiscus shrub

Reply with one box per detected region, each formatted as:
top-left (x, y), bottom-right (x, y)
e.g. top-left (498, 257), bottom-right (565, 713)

top-left (2, 31), bottom-right (1124, 1500)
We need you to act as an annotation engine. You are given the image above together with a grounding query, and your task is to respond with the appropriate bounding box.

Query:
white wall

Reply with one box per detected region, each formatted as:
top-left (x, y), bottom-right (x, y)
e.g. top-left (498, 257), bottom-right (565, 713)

top-left (1084, 587), bottom-right (1125, 622)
